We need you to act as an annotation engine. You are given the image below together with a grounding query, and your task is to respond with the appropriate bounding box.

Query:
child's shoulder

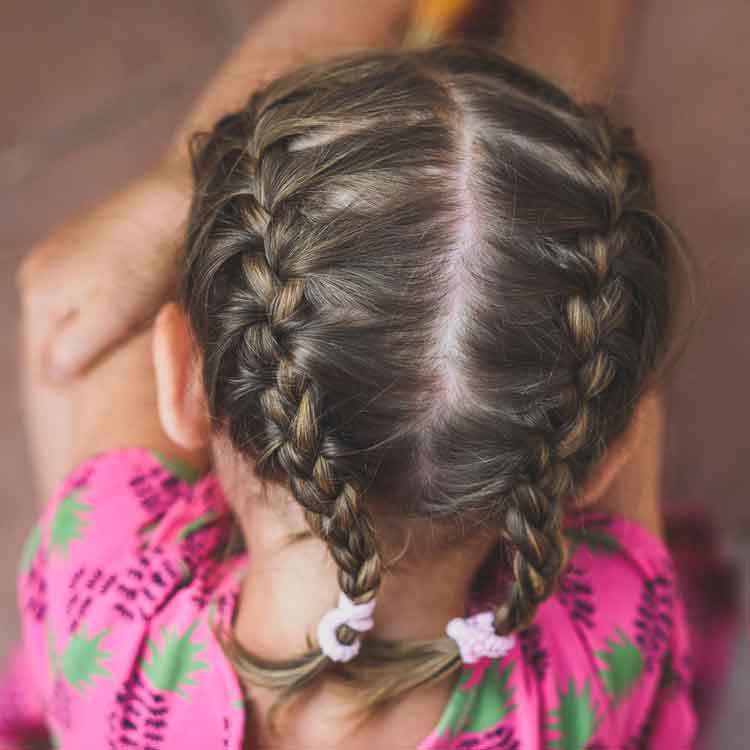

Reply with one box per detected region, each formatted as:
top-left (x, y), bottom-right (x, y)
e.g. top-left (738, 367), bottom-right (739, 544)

top-left (16, 448), bottom-right (247, 748)
top-left (32, 448), bottom-right (221, 564)
top-left (536, 512), bottom-right (694, 746)
top-left (530, 511), bottom-right (695, 747)
top-left (424, 511), bottom-right (695, 750)
top-left (537, 512), bottom-right (687, 688)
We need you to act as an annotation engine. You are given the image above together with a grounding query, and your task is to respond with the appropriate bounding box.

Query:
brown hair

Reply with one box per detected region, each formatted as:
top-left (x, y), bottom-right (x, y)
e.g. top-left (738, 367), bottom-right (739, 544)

top-left (180, 43), bottom-right (679, 717)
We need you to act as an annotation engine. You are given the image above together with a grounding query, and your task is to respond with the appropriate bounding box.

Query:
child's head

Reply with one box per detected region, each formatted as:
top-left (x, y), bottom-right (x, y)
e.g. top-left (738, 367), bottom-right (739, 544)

top-left (169, 43), bottom-right (678, 709)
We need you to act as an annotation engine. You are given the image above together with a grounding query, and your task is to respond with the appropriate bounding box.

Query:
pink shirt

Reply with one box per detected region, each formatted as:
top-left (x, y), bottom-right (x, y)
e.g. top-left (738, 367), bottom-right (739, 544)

top-left (1, 448), bottom-right (696, 748)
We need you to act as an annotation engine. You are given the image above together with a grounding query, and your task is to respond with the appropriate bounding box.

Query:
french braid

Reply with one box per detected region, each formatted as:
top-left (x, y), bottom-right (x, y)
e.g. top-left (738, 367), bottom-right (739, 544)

top-left (187, 96), bottom-right (385, 686)
top-left (494, 114), bottom-right (641, 635)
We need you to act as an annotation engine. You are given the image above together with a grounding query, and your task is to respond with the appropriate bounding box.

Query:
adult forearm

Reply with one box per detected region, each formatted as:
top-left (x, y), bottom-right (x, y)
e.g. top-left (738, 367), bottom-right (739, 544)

top-left (161, 0), bottom-right (411, 179)
top-left (16, 0), bottom-right (412, 385)
top-left (502, 0), bottom-right (634, 103)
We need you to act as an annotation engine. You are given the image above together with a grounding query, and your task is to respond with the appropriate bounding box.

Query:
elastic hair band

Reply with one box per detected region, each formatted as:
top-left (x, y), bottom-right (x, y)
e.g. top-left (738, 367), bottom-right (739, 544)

top-left (317, 591), bottom-right (376, 663)
top-left (446, 611), bottom-right (515, 664)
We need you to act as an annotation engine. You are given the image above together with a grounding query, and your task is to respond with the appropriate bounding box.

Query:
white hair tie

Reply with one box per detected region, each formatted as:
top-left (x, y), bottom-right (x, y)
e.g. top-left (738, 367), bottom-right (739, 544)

top-left (316, 591), bottom-right (376, 662)
top-left (446, 611), bottom-right (515, 664)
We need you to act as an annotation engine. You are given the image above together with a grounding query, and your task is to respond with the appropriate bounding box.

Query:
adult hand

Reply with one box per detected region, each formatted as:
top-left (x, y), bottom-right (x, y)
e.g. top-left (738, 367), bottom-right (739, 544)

top-left (16, 166), bottom-right (190, 381)
top-left (15, 0), bottom-right (413, 384)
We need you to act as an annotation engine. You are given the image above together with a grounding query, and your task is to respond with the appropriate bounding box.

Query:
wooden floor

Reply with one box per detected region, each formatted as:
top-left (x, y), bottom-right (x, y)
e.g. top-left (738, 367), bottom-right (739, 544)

top-left (1, 2), bottom-right (747, 745)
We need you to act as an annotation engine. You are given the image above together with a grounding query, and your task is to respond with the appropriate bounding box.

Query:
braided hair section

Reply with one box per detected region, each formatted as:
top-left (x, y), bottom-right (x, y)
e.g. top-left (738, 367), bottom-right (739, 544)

top-left (488, 101), bottom-right (671, 636)
top-left (184, 95), bottom-right (385, 687)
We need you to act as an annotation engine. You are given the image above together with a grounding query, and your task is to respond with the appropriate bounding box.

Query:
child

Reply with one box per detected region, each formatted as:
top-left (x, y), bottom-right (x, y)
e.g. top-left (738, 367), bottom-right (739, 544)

top-left (3, 44), bottom-right (695, 749)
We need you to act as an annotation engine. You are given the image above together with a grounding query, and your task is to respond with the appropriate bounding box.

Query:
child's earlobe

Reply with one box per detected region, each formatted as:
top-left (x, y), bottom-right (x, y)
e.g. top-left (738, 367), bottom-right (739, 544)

top-left (153, 303), bottom-right (210, 451)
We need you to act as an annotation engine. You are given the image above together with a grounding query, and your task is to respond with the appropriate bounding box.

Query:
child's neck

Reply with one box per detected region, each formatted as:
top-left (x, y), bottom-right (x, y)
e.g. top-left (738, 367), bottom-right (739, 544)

top-left (228, 487), bottom-right (496, 749)
top-left (232, 495), bottom-right (493, 657)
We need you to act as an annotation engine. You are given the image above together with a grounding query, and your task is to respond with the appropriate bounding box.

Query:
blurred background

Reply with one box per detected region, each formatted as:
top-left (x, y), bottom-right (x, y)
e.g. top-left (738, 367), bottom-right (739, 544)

top-left (1, 1), bottom-right (748, 746)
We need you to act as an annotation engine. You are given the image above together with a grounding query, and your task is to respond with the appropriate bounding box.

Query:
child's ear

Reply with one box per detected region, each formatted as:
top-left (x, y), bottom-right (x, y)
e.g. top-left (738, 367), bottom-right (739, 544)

top-left (153, 303), bottom-right (210, 450)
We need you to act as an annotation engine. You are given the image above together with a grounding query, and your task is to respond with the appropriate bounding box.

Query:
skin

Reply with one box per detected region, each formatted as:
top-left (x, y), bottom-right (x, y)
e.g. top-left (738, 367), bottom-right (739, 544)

top-left (16, 0), bottom-right (412, 384)
top-left (502, 0), bottom-right (634, 102)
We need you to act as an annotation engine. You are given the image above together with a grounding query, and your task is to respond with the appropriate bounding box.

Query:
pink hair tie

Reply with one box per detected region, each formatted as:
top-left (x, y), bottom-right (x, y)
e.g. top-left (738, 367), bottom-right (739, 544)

top-left (446, 611), bottom-right (515, 664)
top-left (316, 591), bottom-right (376, 663)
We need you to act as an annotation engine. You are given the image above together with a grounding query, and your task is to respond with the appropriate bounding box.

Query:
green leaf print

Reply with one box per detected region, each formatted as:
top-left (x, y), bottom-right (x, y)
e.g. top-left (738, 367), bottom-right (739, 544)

top-left (436, 662), bottom-right (515, 740)
top-left (177, 510), bottom-right (221, 541)
top-left (61, 626), bottom-right (112, 692)
top-left (18, 522), bottom-right (41, 573)
top-left (546, 678), bottom-right (598, 750)
top-left (141, 620), bottom-right (209, 698)
top-left (152, 451), bottom-right (200, 485)
top-left (49, 490), bottom-right (93, 557)
top-left (565, 526), bottom-right (622, 556)
top-left (596, 627), bottom-right (644, 703)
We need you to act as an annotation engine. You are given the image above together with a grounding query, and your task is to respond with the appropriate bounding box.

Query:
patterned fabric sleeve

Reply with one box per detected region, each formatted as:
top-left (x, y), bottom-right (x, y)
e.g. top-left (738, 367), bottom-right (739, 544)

top-left (12, 449), bottom-right (246, 750)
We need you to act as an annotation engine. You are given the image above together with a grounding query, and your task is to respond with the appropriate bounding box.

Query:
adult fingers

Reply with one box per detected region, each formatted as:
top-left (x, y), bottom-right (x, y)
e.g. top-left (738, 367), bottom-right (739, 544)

top-left (45, 296), bottom-right (139, 380)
